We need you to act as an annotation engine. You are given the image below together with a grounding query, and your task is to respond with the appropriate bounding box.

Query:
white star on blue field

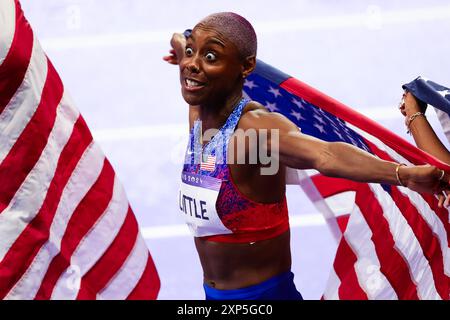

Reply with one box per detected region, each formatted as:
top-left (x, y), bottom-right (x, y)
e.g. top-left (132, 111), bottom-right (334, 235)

top-left (244, 72), bottom-right (371, 153)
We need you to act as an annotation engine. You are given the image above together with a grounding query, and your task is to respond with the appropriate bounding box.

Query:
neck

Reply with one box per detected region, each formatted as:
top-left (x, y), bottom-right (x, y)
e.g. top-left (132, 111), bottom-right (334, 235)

top-left (199, 87), bottom-right (244, 130)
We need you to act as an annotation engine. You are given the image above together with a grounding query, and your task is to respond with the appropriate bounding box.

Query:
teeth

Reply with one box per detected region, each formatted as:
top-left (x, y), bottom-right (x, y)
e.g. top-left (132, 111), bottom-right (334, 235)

top-left (186, 79), bottom-right (203, 88)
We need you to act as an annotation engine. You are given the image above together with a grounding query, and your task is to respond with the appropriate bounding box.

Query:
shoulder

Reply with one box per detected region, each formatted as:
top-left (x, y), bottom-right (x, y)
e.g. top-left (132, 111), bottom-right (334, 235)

top-left (238, 100), bottom-right (299, 132)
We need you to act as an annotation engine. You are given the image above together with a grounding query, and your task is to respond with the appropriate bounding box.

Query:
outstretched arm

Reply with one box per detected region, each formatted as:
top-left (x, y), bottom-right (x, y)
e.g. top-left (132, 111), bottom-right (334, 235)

top-left (239, 109), bottom-right (450, 205)
top-left (400, 92), bottom-right (450, 164)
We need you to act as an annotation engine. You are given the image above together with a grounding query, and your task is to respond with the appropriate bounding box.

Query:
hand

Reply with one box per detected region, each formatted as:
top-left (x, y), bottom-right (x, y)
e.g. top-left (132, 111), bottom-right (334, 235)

top-left (399, 91), bottom-right (422, 118)
top-left (162, 33), bottom-right (186, 65)
top-left (163, 49), bottom-right (179, 65)
top-left (401, 165), bottom-right (450, 207)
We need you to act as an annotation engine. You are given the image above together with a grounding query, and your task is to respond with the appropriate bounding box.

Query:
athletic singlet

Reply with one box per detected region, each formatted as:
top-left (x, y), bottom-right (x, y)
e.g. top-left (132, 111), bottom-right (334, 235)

top-left (179, 98), bottom-right (289, 243)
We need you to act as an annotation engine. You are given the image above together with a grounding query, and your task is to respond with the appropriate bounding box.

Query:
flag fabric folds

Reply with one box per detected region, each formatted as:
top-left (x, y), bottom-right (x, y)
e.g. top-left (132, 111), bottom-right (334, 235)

top-left (243, 60), bottom-right (450, 300)
top-left (0, 0), bottom-right (160, 299)
top-left (403, 77), bottom-right (450, 145)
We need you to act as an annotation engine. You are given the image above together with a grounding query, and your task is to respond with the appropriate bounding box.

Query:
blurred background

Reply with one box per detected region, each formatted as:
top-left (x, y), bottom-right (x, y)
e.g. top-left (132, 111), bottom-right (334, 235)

top-left (20, 0), bottom-right (450, 299)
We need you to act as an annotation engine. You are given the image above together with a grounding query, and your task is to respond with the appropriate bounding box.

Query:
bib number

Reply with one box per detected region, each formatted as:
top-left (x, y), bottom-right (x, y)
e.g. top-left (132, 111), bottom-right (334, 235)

top-left (179, 172), bottom-right (232, 237)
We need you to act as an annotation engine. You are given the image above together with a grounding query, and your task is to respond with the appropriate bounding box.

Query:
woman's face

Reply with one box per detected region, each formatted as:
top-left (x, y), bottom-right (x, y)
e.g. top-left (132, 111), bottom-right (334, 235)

top-left (179, 25), bottom-right (244, 106)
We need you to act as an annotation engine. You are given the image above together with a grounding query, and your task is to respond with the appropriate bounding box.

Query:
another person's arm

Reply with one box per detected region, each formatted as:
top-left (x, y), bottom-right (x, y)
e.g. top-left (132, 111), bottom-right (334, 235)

top-left (400, 92), bottom-right (450, 164)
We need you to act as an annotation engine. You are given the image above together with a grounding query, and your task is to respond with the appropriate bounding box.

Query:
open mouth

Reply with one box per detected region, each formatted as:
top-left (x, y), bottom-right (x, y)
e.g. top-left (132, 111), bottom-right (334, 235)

top-left (184, 78), bottom-right (206, 90)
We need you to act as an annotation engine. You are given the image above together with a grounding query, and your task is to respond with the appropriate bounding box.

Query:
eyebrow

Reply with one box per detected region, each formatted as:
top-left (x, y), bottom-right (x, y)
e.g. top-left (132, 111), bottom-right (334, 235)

top-left (188, 35), bottom-right (225, 48)
top-left (206, 38), bottom-right (226, 48)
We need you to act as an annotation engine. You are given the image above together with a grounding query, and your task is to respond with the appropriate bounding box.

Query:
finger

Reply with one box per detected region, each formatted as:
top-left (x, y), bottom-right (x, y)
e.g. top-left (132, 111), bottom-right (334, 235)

top-left (445, 193), bottom-right (450, 207)
top-left (437, 193), bottom-right (445, 208)
top-left (439, 187), bottom-right (450, 207)
top-left (163, 55), bottom-right (177, 63)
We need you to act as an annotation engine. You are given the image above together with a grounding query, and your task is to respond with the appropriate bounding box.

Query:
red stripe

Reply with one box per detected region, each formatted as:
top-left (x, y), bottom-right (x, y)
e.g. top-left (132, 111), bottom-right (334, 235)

top-left (126, 253), bottom-right (160, 300)
top-left (356, 184), bottom-right (419, 299)
top-left (313, 136), bottom-right (442, 258)
top-left (310, 174), bottom-right (357, 232)
top-left (390, 187), bottom-right (449, 299)
top-left (420, 193), bottom-right (450, 246)
top-left (365, 138), bottom-right (449, 298)
top-left (364, 139), bottom-right (450, 244)
top-left (336, 215), bottom-right (350, 234)
top-left (76, 207), bottom-right (139, 300)
top-left (0, 116), bottom-right (92, 299)
top-left (0, 59), bottom-right (63, 214)
top-left (34, 159), bottom-right (114, 299)
top-left (333, 237), bottom-right (367, 300)
top-left (311, 174), bottom-right (359, 198)
top-left (279, 64), bottom-right (448, 299)
top-left (0, 0), bottom-right (34, 114)
top-left (280, 78), bottom-right (450, 172)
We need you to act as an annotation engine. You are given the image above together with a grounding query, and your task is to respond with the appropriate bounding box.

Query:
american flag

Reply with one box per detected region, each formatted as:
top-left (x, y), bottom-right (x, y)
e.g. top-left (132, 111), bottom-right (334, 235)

top-left (0, 0), bottom-right (160, 299)
top-left (201, 155), bottom-right (216, 172)
top-left (244, 60), bottom-right (450, 300)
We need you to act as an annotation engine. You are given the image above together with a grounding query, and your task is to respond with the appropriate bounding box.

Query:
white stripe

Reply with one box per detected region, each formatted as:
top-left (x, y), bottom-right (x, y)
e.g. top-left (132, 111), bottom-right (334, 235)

top-left (351, 124), bottom-right (450, 276)
top-left (0, 0), bottom-right (15, 66)
top-left (344, 205), bottom-right (398, 300)
top-left (50, 177), bottom-right (130, 300)
top-left (97, 235), bottom-right (149, 300)
top-left (39, 5), bottom-right (450, 50)
top-left (354, 125), bottom-right (450, 218)
top-left (323, 192), bottom-right (355, 218)
top-left (349, 123), bottom-right (449, 296)
top-left (434, 107), bottom-right (450, 146)
top-left (369, 183), bottom-right (441, 300)
top-left (322, 268), bottom-right (341, 300)
top-left (5, 142), bottom-right (105, 300)
top-left (0, 35), bottom-right (47, 165)
top-left (397, 186), bottom-right (450, 277)
top-left (297, 170), bottom-right (342, 242)
top-left (0, 92), bottom-right (79, 261)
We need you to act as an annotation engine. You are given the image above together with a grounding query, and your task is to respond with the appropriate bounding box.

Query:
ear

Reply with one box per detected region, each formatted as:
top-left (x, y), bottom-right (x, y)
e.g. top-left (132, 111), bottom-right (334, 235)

top-left (242, 55), bottom-right (256, 79)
